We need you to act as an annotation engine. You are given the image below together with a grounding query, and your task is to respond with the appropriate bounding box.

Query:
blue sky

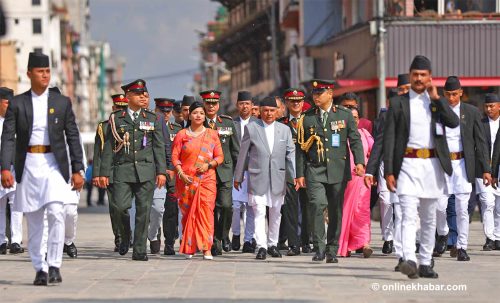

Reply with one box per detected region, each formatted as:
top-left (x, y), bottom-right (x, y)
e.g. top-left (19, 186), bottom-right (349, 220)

top-left (90, 0), bottom-right (219, 100)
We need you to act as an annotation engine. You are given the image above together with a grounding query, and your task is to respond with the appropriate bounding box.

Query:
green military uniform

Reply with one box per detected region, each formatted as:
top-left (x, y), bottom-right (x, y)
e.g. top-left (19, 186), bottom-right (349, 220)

top-left (92, 120), bottom-right (121, 249)
top-left (207, 114), bottom-right (240, 252)
top-left (100, 80), bottom-right (167, 260)
top-left (162, 120), bottom-right (182, 254)
top-left (296, 80), bottom-right (364, 261)
top-left (201, 89), bottom-right (240, 254)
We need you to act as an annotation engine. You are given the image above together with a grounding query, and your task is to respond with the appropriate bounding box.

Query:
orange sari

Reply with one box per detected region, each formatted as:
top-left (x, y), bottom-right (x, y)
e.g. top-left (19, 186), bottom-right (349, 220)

top-left (172, 128), bottom-right (223, 254)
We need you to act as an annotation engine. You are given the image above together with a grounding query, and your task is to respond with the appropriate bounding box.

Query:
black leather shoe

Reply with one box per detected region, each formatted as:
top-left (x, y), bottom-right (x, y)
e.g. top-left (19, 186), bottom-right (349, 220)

top-left (483, 238), bottom-right (495, 251)
top-left (301, 244), bottom-right (312, 253)
top-left (287, 246), bottom-right (301, 256)
top-left (267, 246), bottom-right (282, 258)
top-left (231, 235), bottom-right (241, 251)
top-left (418, 265), bottom-right (438, 278)
top-left (119, 240), bottom-right (130, 256)
top-left (325, 252), bottom-right (338, 263)
top-left (132, 253), bottom-right (148, 261)
top-left (457, 248), bottom-right (470, 261)
top-left (495, 240), bottom-right (500, 250)
top-left (242, 241), bottom-right (255, 253)
top-left (9, 243), bottom-right (24, 254)
top-left (394, 258), bottom-right (403, 272)
top-left (0, 243), bottom-right (7, 254)
top-left (150, 240), bottom-right (160, 254)
top-left (164, 244), bottom-right (175, 255)
top-left (278, 242), bottom-right (288, 251)
top-left (33, 270), bottom-right (48, 286)
top-left (449, 246), bottom-right (458, 258)
top-left (222, 238), bottom-right (232, 252)
top-left (48, 266), bottom-right (62, 283)
top-left (312, 251), bottom-right (325, 262)
top-left (400, 260), bottom-right (419, 279)
top-left (434, 234), bottom-right (448, 255)
top-left (215, 239), bottom-right (223, 255)
top-left (64, 243), bottom-right (77, 258)
top-left (382, 240), bottom-right (393, 254)
top-left (256, 247), bottom-right (267, 260)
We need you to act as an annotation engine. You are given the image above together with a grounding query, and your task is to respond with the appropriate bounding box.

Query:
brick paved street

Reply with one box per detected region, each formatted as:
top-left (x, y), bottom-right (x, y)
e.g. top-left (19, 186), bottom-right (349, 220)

top-left (0, 205), bottom-right (498, 303)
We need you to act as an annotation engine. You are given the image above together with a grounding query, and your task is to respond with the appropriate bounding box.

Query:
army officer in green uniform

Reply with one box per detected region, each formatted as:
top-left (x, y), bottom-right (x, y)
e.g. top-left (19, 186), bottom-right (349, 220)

top-left (99, 79), bottom-right (167, 261)
top-left (201, 90), bottom-right (240, 255)
top-left (92, 93), bottom-right (129, 252)
top-left (296, 79), bottom-right (365, 264)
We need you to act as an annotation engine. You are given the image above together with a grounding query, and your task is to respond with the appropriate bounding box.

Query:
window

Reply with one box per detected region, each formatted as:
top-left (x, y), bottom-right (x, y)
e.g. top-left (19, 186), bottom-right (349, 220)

top-left (32, 19), bottom-right (42, 34)
top-left (16, 48), bottom-right (20, 54)
top-left (14, 18), bottom-right (19, 25)
top-left (33, 47), bottom-right (43, 54)
top-left (32, 0), bottom-right (41, 6)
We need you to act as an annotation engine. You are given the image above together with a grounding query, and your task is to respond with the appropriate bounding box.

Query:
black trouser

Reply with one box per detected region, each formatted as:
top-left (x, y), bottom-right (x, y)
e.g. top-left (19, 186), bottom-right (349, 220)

top-left (112, 180), bottom-right (154, 256)
top-left (280, 183), bottom-right (310, 248)
top-left (163, 191), bottom-right (179, 246)
top-left (106, 184), bottom-right (120, 246)
top-left (214, 180), bottom-right (233, 242)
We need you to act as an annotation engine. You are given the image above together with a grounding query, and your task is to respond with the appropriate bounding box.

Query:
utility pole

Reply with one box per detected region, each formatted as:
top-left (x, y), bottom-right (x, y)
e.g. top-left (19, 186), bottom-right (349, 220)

top-left (270, 0), bottom-right (281, 90)
top-left (376, 0), bottom-right (386, 111)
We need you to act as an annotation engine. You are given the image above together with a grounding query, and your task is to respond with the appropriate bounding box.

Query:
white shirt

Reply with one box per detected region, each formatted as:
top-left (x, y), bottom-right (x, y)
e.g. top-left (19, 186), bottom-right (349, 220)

top-left (239, 116), bottom-right (251, 139)
top-left (407, 89), bottom-right (433, 149)
top-left (263, 121), bottom-right (275, 154)
top-left (489, 117), bottom-right (500, 158)
top-left (29, 88), bottom-right (50, 146)
top-left (128, 107), bottom-right (141, 121)
top-left (445, 102), bottom-right (462, 153)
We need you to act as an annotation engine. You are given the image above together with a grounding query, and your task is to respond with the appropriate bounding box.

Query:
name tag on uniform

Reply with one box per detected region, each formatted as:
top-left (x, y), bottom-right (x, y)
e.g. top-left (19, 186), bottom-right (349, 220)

top-left (435, 123), bottom-right (444, 136)
top-left (331, 134), bottom-right (340, 147)
top-left (139, 121), bottom-right (155, 131)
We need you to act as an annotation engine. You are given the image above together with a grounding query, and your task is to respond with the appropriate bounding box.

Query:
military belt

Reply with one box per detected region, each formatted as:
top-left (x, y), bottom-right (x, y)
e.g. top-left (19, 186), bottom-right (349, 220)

top-left (404, 148), bottom-right (435, 159)
top-left (27, 145), bottom-right (51, 153)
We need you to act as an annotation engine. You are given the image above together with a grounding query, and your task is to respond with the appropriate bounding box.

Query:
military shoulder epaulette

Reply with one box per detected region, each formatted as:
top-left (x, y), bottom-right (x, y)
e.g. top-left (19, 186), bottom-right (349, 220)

top-left (144, 108), bottom-right (155, 113)
top-left (303, 107), bottom-right (316, 115)
top-left (111, 108), bottom-right (123, 114)
top-left (277, 117), bottom-right (289, 124)
top-left (170, 121), bottom-right (182, 128)
top-left (337, 105), bottom-right (351, 112)
top-left (219, 114), bottom-right (233, 120)
top-left (99, 119), bottom-right (108, 124)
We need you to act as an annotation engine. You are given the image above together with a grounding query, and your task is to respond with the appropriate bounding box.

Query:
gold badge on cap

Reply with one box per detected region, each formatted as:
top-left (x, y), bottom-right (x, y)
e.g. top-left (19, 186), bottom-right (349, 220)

top-left (293, 90), bottom-right (298, 95)
top-left (313, 81), bottom-right (318, 87)
top-left (49, 108), bottom-right (55, 114)
top-left (120, 95), bottom-right (124, 99)
top-left (137, 81), bottom-right (143, 86)
top-left (210, 92), bottom-right (215, 97)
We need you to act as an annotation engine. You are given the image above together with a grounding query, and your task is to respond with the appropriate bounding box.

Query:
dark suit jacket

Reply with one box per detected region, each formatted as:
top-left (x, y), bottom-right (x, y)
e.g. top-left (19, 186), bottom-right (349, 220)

top-left (1, 89), bottom-right (84, 183)
top-left (233, 116), bottom-right (258, 140)
top-left (383, 93), bottom-right (460, 179)
top-left (487, 117), bottom-right (500, 178)
top-left (366, 110), bottom-right (386, 176)
top-left (440, 103), bottom-right (490, 182)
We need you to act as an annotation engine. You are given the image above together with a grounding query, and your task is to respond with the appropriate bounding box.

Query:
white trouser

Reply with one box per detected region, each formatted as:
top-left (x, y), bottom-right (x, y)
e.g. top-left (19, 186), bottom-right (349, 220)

top-left (148, 189), bottom-right (166, 241)
top-left (379, 190), bottom-right (393, 241)
top-left (399, 195), bottom-right (438, 266)
top-left (64, 204), bottom-right (78, 245)
top-left (0, 192), bottom-right (23, 244)
top-left (253, 203), bottom-right (281, 250)
top-left (393, 197), bottom-right (403, 259)
top-left (27, 202), bottom-right (64, 272)
top-left (478, 192), bottom-right (500, 240)
top-left (436, 193), bottom-right (471, 249)
top-left (232, 200), bottom-right (255, 242)
top-left (178, 209), bottom-right (183, 241)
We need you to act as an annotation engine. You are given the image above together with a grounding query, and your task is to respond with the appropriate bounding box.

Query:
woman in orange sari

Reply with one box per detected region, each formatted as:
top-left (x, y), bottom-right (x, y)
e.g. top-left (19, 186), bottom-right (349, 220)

top-left (172, 102), bottom-right (223, 259)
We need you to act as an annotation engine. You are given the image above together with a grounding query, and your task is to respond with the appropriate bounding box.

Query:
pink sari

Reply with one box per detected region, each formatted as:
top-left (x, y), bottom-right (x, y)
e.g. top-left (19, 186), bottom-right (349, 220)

top-left (338, 128), bottom-right (374, 256)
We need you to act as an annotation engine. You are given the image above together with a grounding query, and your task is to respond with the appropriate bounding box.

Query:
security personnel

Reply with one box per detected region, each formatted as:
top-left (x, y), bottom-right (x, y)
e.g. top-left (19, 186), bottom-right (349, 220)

top-left (277, 88), bottom-right (311, 256)
top-left (172, 100), bottom-right (184, 126)
top-left (201, 90), bottom-right (240, 255)
top-left (295, 80), bottom-right (365, 264)
top-left (154, 98), bottom-right (182, 255)
top-left (92, 94), bottom-right (128, 252)
top-left (99, 79), bottom-right (167, 261)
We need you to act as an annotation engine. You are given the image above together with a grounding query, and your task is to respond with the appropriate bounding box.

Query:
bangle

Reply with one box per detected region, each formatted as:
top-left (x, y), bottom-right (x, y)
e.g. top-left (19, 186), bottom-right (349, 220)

top-left (177, 170), bottom-right (184, 177)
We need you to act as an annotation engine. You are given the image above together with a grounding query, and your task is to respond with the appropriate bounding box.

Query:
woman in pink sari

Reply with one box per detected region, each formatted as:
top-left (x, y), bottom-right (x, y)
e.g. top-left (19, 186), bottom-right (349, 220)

top-left (172, 102), bottom-right (223, 260)
top-left (338, 108), bottom-right (374, 257)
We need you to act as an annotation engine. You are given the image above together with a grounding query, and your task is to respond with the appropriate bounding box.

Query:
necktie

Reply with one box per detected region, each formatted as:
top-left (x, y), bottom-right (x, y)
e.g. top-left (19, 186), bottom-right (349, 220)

top-left (322, 111), bottom-right (328, 127)
top-left (209, 120), bottom-right (215, 129)
top-left (133, 112), bottom-right (139, 121)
